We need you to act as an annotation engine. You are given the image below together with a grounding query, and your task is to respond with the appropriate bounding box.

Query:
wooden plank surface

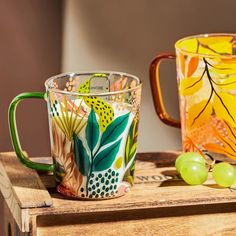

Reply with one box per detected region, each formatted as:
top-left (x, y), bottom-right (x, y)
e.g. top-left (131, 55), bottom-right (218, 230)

top-left (34, 151), bottom-right (179, 189)
top-left (30, 151), bottom-right (236, 216)
top-left (36, 202), bottom-right (236, 236)
top-left (3, 201), bottom-right (29, 236)
top-left (0, 152), bottom-right (52, 209)
top-left (36, 209), bottom-right (236, 236)
top-left (2, 151), bottom-right (236, 235)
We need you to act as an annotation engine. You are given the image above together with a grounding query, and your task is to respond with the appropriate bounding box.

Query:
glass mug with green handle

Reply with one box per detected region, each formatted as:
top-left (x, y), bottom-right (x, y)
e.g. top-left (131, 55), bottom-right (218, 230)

top-left (150, 33), bottom-right (236, 162)
top-left (9, 72), bottom-right (142, 199)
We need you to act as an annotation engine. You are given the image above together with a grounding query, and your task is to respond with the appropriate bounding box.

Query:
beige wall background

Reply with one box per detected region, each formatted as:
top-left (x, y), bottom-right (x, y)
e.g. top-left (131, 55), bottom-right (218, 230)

top-left (62, 0), bottom-right (236, 152)
top-left (0, 0), bottom-right (62, 157)
top-left (0, 1), bottom-right (62, 233)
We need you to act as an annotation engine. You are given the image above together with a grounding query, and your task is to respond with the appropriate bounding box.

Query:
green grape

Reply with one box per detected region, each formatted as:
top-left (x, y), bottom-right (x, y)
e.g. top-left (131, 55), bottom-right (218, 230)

top-left (212, 162), bottom-right (236, 187)
top-left (180, 161), bottom-right (208, 185)
top-left (175, 152), bottom-right (205, 173)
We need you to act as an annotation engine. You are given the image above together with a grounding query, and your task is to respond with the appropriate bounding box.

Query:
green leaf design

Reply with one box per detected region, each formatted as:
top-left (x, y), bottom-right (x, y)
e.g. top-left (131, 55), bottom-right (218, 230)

top-left (84, 97), bottom-right (114, 132)
top-left (93, 139), bottom-right (122, 171)
top-left (123, 160), bottom-right (135, 186)
top-left (73, 133), bottom-right (91, 176)
top-left (100, 113), bottom-right (130, 146)
top-left (86, 108), bottom-right (99, 151)
top-left (125, 118), bottom-right (139, 165)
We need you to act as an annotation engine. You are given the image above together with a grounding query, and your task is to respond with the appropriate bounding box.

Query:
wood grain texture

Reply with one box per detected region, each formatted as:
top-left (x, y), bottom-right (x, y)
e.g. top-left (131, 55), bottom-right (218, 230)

top-left (31, 177), bottom-right (236, 216)
top-left (36, 210), bottom-right (236, 236)
top-left (3, 202), bottom-right (29, 236)
top-left (0, 152), bottom-right (52, 232)
top-left (36, 204), bottom-right (236, 236)
top-left (0, 156), bottom-right (30, 232)
top-left (32, 151), bottom-right (180, 189)
top-left (2, 151), bottom-right (236, 235)
top-left (30, 151), bottom-right (236, 216)
top-left (0, 152), bottom-right (52, 209)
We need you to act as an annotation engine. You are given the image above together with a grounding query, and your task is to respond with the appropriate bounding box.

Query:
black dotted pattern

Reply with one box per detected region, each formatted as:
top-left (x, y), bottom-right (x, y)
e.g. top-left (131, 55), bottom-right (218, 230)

top-left (84, 96), bottom-right (114, 131)
top-left (50, 100), bottom-right (59, 117)
top-left (80, 168), bottom-right (119, 199)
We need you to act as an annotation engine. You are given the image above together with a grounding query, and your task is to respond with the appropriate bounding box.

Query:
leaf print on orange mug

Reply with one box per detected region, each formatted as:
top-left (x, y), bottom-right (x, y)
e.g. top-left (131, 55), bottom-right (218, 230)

top-left (150, 33), bottom-right (236, 163)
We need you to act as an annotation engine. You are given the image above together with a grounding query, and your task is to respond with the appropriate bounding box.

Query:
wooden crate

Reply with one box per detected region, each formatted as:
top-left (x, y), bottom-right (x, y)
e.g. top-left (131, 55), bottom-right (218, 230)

top-left (1, 152), bottom-right (236, 236)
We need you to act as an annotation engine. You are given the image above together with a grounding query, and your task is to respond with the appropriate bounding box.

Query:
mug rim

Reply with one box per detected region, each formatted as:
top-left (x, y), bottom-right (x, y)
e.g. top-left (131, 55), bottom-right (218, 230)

top-left (45, 71), bottom-right (142, 96)
top-left (175, 33), bottom-right (236, 58)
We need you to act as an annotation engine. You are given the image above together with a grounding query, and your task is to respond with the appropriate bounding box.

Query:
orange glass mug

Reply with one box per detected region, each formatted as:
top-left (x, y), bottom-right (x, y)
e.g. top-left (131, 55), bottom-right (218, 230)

top-left (150, 33), bottom-right (236, 162)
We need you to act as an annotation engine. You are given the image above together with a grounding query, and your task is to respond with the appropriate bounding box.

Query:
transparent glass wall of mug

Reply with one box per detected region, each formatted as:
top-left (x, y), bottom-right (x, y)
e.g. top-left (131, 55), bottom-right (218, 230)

top-left (46, 73), bottom-right (142, 198)
top-left (150, 34), bottom-right (236, 163)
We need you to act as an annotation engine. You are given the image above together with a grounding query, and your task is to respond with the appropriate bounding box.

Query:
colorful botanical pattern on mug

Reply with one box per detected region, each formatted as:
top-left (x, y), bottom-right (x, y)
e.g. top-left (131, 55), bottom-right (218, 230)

top-left (177, 36), bottom-right (236, 160)
top-left (49, 74), bottom-right (140, 199)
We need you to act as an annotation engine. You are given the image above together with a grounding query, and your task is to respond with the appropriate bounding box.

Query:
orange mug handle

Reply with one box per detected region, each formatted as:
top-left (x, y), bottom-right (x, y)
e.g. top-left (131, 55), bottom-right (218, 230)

top-left (149, 53), bottom-right (181, 128)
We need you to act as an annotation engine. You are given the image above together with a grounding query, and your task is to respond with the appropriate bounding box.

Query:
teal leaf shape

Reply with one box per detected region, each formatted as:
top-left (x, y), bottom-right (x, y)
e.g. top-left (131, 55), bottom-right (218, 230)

top-left (100, 113), bottom-right (130, 146)
top-left (86, 108), bottom-right (99, 152)
top-left (73, 133), bottom-right (91, 176)
top-left (93, 138), bottom-right (122, 171)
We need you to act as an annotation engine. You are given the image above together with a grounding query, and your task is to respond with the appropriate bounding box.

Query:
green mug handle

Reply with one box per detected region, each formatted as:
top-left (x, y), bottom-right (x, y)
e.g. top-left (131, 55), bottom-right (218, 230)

top-left (8, 92), bottom-right (54, 172)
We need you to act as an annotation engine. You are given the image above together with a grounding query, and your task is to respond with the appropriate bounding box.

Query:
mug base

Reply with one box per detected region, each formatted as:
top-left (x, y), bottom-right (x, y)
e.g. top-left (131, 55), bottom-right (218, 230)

top-left (56, 183), bottom-right (131, 200)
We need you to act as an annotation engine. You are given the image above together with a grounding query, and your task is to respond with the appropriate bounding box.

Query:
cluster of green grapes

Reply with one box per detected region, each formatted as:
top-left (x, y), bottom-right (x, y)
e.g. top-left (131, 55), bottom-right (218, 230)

top-left (175, 152), bottom-right (236, 187)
